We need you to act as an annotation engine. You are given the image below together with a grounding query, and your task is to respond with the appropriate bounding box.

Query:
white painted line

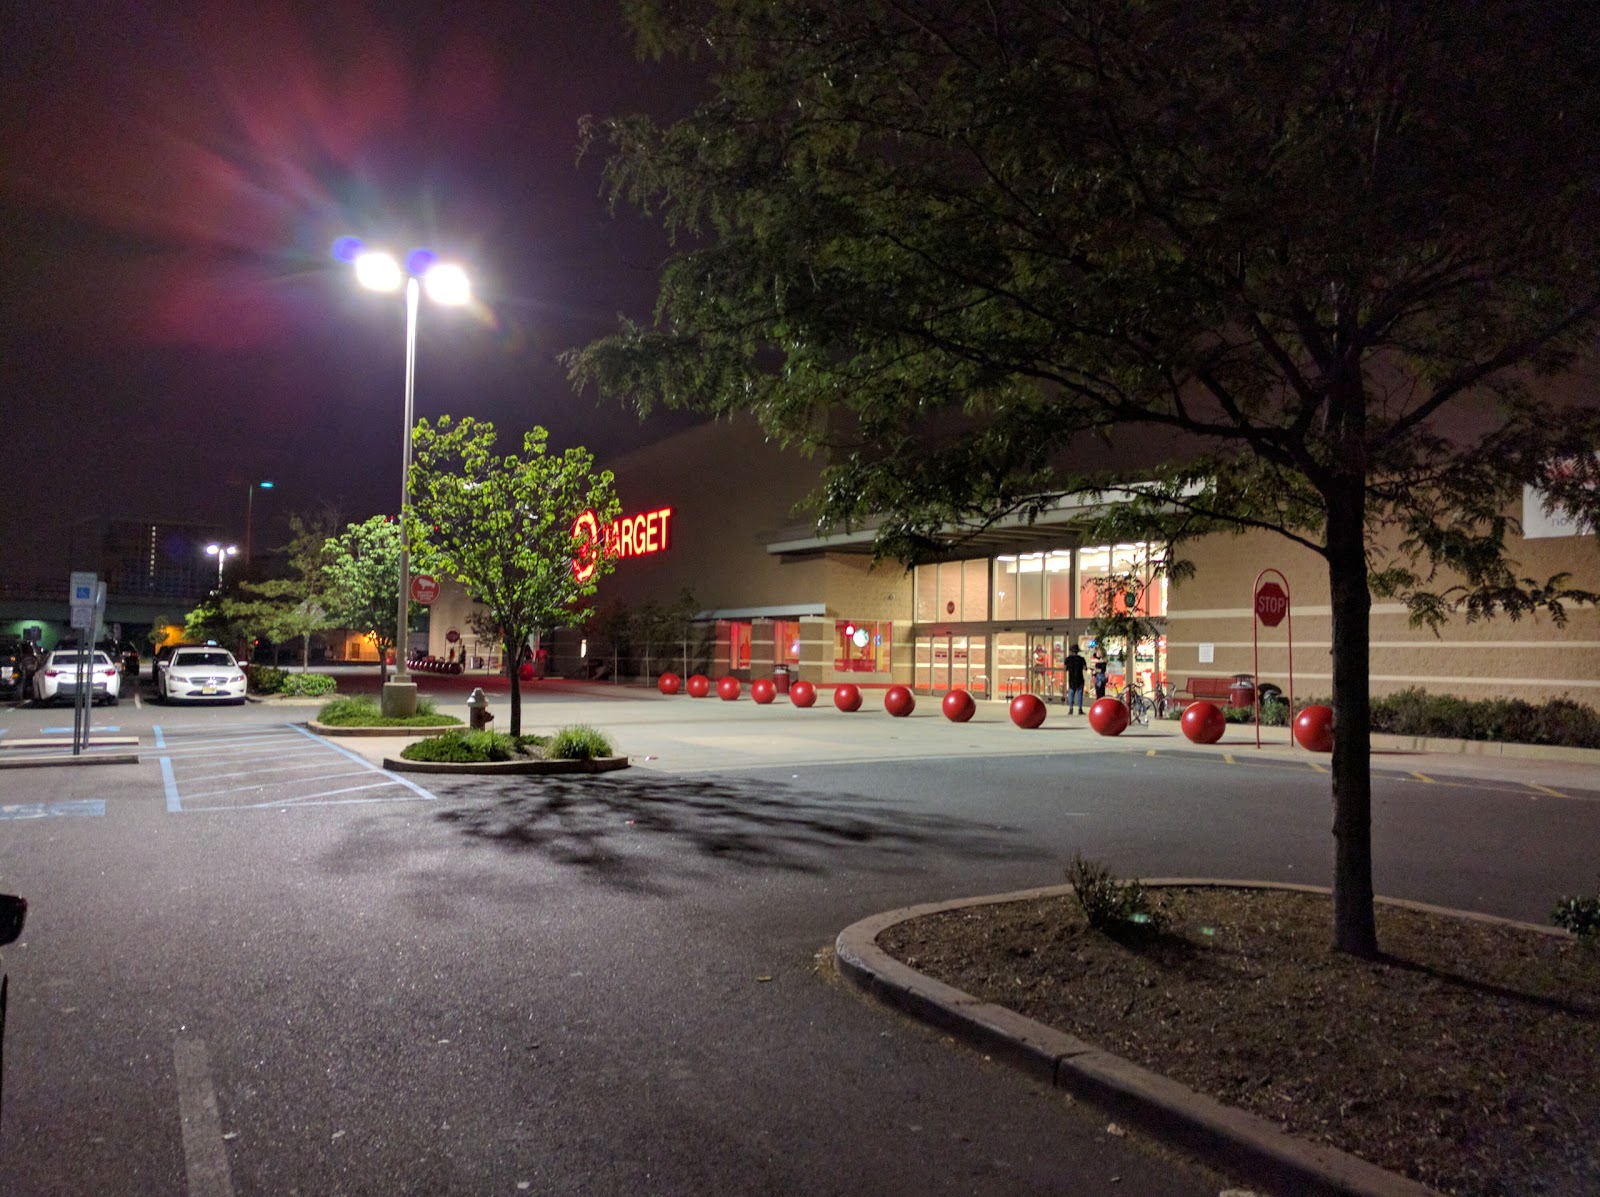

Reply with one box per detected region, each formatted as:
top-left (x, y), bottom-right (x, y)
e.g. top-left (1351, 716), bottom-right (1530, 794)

top-left (289, 723), bottom-right (438, 802)
top-left (180, 771), bottom-right (375, 800)
top-left (184, 782), bottom-right (412, 811)
top-left (193, 761), bottom-right (347, 782)
top-left (173, 1038), bottom-right (235, 1197)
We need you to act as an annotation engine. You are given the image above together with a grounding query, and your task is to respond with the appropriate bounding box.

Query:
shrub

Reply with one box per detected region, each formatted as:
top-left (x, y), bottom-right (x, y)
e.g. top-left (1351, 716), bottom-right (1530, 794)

top-left (249, 665), bottom-right (288, 694)
top-left (1370, 688), bottom-right (1600, 749)
top-left (546, 724), bottom-right (614, 760)
top-left (281, 672), bottom-right (337, 698)
top-left (1065, 854), bottom-right (1170, 936)
top-left (1551, 879), bottom-right (1600, 938)
top-left (316, 694), bottom-right (459, 727)
top-left (401, 729), bottom-right (522, 763)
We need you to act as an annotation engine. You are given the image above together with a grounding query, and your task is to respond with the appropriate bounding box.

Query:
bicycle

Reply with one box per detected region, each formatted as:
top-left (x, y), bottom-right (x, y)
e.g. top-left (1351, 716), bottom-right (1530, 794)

top-left (1115, 681), bottom-right (1156, 726)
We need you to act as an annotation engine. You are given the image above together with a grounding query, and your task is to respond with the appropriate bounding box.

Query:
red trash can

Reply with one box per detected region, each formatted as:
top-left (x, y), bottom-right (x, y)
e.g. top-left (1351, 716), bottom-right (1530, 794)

top-left (772, 664), bottom-right (791, 694)
top-left (1228, 681), bottom-right (1256, 708)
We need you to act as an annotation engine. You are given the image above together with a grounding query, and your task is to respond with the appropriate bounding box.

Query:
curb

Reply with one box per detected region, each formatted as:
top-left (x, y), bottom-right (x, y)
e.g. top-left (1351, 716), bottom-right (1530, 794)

top-left (381, 754), bottom-right (631, 776)
top-left (306, 721), bottom-right (462, 738)
top-left (0, 752), bottom-right (141, 770)
top-left (836, 881), bottom-right (1455, 1197)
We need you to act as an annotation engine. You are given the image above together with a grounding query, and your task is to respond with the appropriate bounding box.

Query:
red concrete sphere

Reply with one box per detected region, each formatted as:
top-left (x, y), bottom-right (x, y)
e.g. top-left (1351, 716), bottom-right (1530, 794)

top-left (686, 673), bottom-right (711, 698)
top-left (883, 685), bottom-right (916, 717)
top-left (1294, 704), bottom-right (1335, 753)
top-left (789, 679), bottom-right (817, 708)
top-left (716, 675), bottom-right (742, 701)
top-left (942, 689), bottom-right (976, 723)
top-left (1088, 697), bottom-right (1130, 736)
top-left (1008, 693), bottom-right (1047, 729)
top-left (833, 684), bottom-right (863, 712)
top-left (1180, 700), bottom-right (1226, 745)
top-left (657, 671), bottom-right (682, 695)
top-left (518, 662), bottom-right (535, 681)
top-left (751, 678), bottom-right (776, 704)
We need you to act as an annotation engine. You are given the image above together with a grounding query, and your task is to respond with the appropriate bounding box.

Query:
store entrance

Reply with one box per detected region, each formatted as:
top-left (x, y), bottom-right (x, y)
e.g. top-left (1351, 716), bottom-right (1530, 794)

top-left (913, 634), bottom-right (989, 697)
top-left (1026, 632), bottom-right (1072, 702)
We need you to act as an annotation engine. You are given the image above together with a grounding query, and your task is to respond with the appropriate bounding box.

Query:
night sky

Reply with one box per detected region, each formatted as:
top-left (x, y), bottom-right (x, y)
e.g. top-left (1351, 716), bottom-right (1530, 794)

top-left (0, 0), bottom-right (703, 588)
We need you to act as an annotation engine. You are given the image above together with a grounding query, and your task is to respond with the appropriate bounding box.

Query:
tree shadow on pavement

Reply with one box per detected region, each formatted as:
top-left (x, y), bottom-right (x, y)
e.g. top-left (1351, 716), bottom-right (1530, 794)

top-left (427, 771), bottom-right (1042, 895)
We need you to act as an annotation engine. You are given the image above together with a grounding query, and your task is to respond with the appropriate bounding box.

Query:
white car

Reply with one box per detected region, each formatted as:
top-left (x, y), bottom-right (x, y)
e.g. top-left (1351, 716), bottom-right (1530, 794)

top-left (158, 646), bottom-right (247, 704)
top-left (33, 649), bottom-right (121, 706)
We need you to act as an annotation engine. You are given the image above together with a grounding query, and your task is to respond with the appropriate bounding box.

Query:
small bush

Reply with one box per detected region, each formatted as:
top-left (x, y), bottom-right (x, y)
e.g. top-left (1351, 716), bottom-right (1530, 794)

top-left (1369, 687), bottom-right (1600, 749)
top-left (546, 724), bottom-right (614, 761)
top-left (281, 672), bottom-right (337, 698)
top-left (1551, 879), bottom-right (1600, 938)
top-left (401, 729), bottom-right (523, 763)
top-left (249, 665), bottom-right (288, 694)
top-left (316, 695), bottom-right (459, 727)
top-left (1065, 854), bottom-right (1170, 936)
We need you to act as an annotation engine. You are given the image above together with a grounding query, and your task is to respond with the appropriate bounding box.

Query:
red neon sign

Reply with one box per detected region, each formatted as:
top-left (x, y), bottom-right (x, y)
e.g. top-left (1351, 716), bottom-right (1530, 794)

top-left (572, 506), bottom-right (673, 582)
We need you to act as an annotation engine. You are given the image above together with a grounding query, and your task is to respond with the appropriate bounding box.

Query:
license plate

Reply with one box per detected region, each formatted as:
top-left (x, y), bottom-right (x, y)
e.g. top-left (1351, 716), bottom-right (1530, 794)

top-left (0, 667), bottom-right (12, 682)
top-left (202, 686), bottom-right (217, 695)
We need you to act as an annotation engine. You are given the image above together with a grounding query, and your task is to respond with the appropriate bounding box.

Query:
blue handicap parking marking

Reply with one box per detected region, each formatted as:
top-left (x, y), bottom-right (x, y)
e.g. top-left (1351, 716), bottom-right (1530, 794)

top-left (0, 800), bottom-right (107, 819)
top-left (42, 727), bottom-right (120, 734)
top-left (154, 722), bottom-right (434, 813)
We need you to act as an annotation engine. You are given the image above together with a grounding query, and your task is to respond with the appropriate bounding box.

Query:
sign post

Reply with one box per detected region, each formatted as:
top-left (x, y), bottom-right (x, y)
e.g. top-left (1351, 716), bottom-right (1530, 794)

top-left (67, 574), bottom-right (103, 755)
top-left (1251, 570), bottom-right (1294, 749)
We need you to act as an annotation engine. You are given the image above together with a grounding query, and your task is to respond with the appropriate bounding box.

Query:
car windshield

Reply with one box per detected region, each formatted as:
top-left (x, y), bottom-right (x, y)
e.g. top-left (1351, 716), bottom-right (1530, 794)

top-left (173, 651), bottom-right (235, 668)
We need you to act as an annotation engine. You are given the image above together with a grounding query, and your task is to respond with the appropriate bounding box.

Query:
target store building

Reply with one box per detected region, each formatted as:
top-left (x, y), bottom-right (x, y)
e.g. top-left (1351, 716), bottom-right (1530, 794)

top-left (423, 417), bottom-right (1600, 707)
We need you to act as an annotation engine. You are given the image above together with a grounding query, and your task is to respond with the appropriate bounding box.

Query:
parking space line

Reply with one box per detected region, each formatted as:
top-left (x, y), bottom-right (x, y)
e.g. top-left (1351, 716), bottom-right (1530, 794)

top-left (0, 800), bottom-right (107, 819)
top-left (162, 757), bottom-right (182, 813)
top-left (184, 783), bottom-right (413, 812)
top-left (199, 761), bottom-right (345, 782)
top-left (180, 770), bottom-right (375, 800)
top-left (289, 724), bottom-right (437, 802)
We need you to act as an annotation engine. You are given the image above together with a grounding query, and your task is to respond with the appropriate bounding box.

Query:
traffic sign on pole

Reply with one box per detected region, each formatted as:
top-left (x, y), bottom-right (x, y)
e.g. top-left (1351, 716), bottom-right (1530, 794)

top-left (1254, 580), bottom-right (1289, 628)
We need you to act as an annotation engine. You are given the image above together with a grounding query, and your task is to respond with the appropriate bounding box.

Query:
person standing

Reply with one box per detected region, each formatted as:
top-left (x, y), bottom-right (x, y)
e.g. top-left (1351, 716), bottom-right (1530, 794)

top-left (1092, 652), bottom-right (1108, 700)
top-left (1065, 643), bottom-right (1087, 713)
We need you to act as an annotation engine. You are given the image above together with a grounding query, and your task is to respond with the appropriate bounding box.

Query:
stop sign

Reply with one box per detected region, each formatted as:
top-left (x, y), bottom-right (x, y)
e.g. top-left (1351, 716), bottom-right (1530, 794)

top-left (409, 574), bottom-right (440, 604)
top-left (1254, 580), bottom-right (1288, 627)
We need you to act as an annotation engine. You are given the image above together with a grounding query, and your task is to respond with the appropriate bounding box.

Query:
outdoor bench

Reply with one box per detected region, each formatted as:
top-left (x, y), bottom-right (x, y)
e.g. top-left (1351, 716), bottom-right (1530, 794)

top-left (1174, 677), bottom-right (1234, 707)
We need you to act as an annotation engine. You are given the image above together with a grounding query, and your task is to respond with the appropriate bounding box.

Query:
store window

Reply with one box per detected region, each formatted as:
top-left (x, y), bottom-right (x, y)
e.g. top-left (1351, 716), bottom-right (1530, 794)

top-left (835, 620), bottom-right (892, 673)
top-left (914, 558), bottom-right (989, 623)
top-left (772, 619), bottom-right (802, 666)
top-left (1077, 543), bottom-right (1167, 616)
top-left (722, 620), bottom-right (752, 672)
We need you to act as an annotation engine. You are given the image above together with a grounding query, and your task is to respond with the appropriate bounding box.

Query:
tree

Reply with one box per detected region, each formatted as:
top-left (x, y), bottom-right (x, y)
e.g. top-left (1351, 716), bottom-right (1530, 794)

top-left (324, 516), bottom-right (417, 682)
top-left (1084, 566), bottom-right (1164, 710)
top-left (569, 0), bottom-right (1600, 956)
top-left (407, 416), bottom-right (620, 736)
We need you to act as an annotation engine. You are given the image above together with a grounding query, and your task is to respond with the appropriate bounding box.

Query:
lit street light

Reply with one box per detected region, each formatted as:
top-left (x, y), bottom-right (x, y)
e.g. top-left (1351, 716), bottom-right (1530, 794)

top-left (245, 479), bottom-right (274, 565)
top-left (337, 237), bottom-right (471, 717)
top-left (206, 542), bottom-right (239, 590)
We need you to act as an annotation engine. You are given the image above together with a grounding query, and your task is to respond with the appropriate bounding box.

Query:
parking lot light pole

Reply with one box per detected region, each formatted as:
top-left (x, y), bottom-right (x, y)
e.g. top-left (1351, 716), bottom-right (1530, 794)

top-left (348, 243), bottom-right (471, 718)
top-left (244, 480), bottom-right (274, 564)
top-left (205, 542), bottom-right (238, 591)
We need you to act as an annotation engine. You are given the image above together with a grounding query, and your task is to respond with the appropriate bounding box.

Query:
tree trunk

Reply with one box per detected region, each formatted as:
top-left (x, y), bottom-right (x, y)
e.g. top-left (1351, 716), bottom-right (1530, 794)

top-left (1325, 478), bottom-right (1379, 957)
top-left (505, 636), bottom-right (522, 737)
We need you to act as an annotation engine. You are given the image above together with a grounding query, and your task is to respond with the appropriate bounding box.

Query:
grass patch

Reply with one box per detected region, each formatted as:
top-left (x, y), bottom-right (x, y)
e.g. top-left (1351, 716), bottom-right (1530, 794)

top-left (316, 695), bottom-right (462, 728)
top-left (546, 724), bottom-right (614, 760)
top-left (399, 729), bottom-right (545, 763)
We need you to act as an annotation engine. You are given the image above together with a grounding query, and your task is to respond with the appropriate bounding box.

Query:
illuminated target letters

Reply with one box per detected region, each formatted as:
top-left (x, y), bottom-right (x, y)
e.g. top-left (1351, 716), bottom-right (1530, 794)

top-left (571, 506), bottom-right (673, 581)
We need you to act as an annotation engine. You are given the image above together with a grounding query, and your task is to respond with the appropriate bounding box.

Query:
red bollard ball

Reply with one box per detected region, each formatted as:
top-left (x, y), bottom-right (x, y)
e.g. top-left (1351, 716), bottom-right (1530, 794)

top-left (884, 685), bottom-right (915, 717)
top-left (686, 673), bottom-right (711, 698)
top-left (716, 675), bottom-right (742, 701)
top-left (1294, 704), bottom-right (1335, 753)
top-left (751, 678), bottom-right (776, 704)
top-left (1180, 700), bottom-right (1226, 745)
top-left (790, 679), bottom-right (817, 708)
top-left (942, 689), bottom-right (976, 723)
top-left (519, 662), bottom-right (535, 681)
top-left (658, 671), bottom-right (682, 695)
top-left (1088, 697), bottom-right (1130, 736)
top-left (1009, 693), bottom-right (1047, 729)
top-left (833, 683), bottom-right (863, 712)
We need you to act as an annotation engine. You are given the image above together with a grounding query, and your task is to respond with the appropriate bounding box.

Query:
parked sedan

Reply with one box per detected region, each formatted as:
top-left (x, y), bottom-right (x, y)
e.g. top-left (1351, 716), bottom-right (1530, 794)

top-left (33, 649), bottom-right (121, 706)
top-left (158, 646), bottom-right (247, 704)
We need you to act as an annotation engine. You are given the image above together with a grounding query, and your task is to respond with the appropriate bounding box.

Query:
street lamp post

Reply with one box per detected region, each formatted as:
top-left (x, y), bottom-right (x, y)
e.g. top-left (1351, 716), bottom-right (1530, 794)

top-left (344, 241), bottom-right (471, 718)
top-left (244, 480), bottom-right (274, 565)
top-left (206, 542), bottom-right (238, 590)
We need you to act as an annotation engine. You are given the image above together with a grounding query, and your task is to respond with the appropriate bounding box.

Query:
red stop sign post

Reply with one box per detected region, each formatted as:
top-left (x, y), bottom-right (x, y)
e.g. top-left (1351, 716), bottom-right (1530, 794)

top-left (409, 574), bottom-right (440, 604)
top-left (1252, 571), bottom-right (1295, 749)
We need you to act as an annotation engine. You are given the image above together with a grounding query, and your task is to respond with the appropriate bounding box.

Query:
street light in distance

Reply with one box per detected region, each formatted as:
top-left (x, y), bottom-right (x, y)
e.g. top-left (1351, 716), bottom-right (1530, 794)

top-left (205, 542), bottom-right (239, 590)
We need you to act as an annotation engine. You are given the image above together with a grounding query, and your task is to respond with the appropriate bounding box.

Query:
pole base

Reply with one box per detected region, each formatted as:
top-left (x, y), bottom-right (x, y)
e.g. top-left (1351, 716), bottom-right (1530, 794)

top-left (380, 681), bottom-right (419, 719)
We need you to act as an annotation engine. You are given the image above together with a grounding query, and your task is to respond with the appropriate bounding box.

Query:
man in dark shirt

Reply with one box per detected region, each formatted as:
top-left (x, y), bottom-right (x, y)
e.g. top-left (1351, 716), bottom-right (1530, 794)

top-left (1065, 643), bottom-right (1087, 713)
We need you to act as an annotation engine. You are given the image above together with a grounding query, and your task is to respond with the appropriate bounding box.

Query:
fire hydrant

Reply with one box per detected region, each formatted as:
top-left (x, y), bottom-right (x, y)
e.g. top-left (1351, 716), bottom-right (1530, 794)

top-left (467, 687), bottom-right (494, 731)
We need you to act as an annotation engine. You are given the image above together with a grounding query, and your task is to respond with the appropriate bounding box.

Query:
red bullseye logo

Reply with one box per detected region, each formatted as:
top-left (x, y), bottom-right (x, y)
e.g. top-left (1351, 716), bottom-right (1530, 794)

top-left (571, 510), bottom-right (602, 583)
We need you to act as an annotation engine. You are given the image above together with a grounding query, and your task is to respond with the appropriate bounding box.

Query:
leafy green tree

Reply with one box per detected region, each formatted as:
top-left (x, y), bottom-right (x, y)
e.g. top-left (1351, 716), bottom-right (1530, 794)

top-left (1084, 569), bottom-right (1164, 708)
top-left (408, 416), bottom-right (620, 735)
top-left (248, 511), bottom-right (341, 668)
top-left (570, 0), bottom-right (1600, 956)
top-left (324, 515), bottom-right (417, 681)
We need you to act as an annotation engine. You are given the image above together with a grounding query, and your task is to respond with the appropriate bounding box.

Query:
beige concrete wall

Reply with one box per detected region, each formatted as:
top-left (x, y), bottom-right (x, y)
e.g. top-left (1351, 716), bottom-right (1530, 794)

top-left (1170, 526), bottom-right (1600, 704)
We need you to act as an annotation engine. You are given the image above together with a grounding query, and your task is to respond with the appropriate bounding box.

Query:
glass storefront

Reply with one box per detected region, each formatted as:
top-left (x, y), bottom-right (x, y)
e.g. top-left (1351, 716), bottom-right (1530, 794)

top-left (834, 619), bottom-right (892, 675)
top-left (913, 633), bottom-right (989, 695)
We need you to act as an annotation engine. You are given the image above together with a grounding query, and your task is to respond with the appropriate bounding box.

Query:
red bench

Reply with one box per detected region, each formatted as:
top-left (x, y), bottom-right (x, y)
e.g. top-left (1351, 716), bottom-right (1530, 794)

top-left (1174, 677), bottom-right (1234, 708)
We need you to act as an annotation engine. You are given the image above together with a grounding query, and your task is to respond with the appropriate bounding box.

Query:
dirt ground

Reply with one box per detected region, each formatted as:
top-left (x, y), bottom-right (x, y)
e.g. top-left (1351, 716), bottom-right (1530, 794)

top-left (877, 887), bottom-right (1599, 1197)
